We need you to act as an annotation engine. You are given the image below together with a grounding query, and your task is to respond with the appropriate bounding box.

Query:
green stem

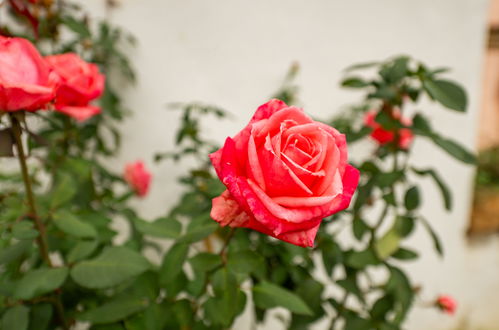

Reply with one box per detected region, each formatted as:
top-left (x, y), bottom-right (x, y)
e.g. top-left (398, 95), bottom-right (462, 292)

top-left (9, 113), bottom-right (68, 330)
top-left (10, 113), bottom-right (51, 266)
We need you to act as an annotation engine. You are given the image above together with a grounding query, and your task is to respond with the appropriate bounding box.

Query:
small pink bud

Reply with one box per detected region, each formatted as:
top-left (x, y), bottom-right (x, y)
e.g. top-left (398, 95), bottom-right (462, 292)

top-left (436, 295), bottom-right (457, 315)
top-left (124, 161), bottom-right (151, 197)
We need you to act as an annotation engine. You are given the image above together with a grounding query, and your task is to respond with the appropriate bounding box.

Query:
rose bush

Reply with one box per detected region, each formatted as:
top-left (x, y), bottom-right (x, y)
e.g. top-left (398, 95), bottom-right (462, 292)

top-left (124, 160), bottom-right (152, 197)
top-left (210, 99), bottom-right (359, 247)
top-left (45, 53), bottom-right (105, 121)
top-left (0, 36), bottom-right (55, 111)
top-left (364, 109), bottom-right (414, 149)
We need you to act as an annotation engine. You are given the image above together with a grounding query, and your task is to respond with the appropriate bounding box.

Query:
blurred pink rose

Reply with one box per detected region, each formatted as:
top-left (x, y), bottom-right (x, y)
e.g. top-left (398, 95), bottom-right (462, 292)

top-left (124, 161), bottom-right (151, 197)
top-left (0, 36), bottom-right (56, 111)
top-left (364, 109), bottom-right (414, 149)
top-left (45, 53), bottom-right (105, 121)
top-left (436, 295), bottom-right (457, 315)
top-left (210, 99), bottom-right (359, 247)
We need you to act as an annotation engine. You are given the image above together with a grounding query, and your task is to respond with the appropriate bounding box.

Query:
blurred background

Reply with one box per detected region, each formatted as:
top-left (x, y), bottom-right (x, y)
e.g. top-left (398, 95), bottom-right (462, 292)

top-left (73, 1), bottom-right (493, 329)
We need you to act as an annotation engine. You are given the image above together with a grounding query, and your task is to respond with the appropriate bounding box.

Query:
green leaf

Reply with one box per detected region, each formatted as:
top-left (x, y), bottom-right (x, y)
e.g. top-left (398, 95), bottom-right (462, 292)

top-left (189, 253), bottom-right (221, 272)
top-left (352, 217), bottom-right (370, 241)
top-left (375, 170), bottom-right (405, 187)
top-left (2, 305), bottom-right (29, 330)
top-left (337, 278), bottom-right (364, 303)
top-left (0, 240), bottom-right (32, 265)
top-left (411, 113), bottom-right (433, 136)
top-left (345, 249), bottom-right (379, 269)
top-left (375, 227), bottom-right (401, 260)
top-left (133, 217), bottom-right (181, 239)
top-left (412, 167), bottom-right (452, 210)
top-left (14, 267), bottom-right (68, 300)
top-left (78, 297), bottom-right (149, 324)
top-left (430, 134), bottom-right (476, 164)
top-left (52, 210), bottom-right (97, 239)
top-left (50, 173), bottom-right (77, 209)
top-left (177, 215), bottom-right (218, 244)
top-left (71, 247), bottom-right (150, 289)
top-left (211, 268), bottom-right (239, 324)
top-left (227, 250), bottom-right (265, 276)
top-left (159, 243), bottom-right (188, 286)
top-left (419, 217), bottom-right (443, 256)
top-left (394, 216), bottom-right (415, 238)
top-left (28, 304), bottom-right (52, 330)
top-left (423, 79), bottom-right (467, 112)
top-left (392, 247), bottom-right (419, 260)
top-left (67, 240), bottom-right (98, 263)
top-left (344, 61), bottom-right (379, 72)
top-left (172, 299), bottom-right (194, 327)
top-left (12, 222), bottom-right (38, 240)
top-left (320, 238), bottom-right (343, 277)
top-left (61, 16), bottom-right (91, 38)
top-left (253, 281), bottom-right (313, 316)
top-left (124, 303), bottom-right (168, 330)
top-left (404, 186), bottom-right (420, 211)
top-left (341, 77), bottom-right (369, 88)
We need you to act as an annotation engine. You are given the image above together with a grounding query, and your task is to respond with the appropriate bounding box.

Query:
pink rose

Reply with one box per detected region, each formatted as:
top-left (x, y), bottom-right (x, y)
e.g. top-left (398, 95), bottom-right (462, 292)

top-left (210, 100), bottom-right (359, 247)
top-left (436, 295), bottom-right (457, 315)
top-left (124, 161), bottom-right (152, 197)
top-left (45, 53), bottom-right (105, 121)
top-left (364, 109), bottom-right (413, 149)
top-left (0, 36), bottom-right (56, 111)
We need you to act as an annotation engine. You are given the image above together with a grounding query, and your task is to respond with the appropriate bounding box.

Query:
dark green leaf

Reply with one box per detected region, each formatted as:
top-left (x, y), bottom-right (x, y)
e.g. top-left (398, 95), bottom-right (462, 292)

top-left (412, 167), bottom-right (452, 210)
top-left (430, 135), bottom-right (476, 164)
top-left (71, 247), bottom-right (150, 289)
top-left (345, 249), bottom-right (379, 269)
top-left (172, 299), bottom-right (193, 327)
top-left (159, 243), bottom-right (188, 286)
top-left (133, 217), bottom-right (182, 239)
top-left (177, 215), bottom-right (218, 244)
top-left (78, 297), bottom-right (149, 324)
top-left (404, 186), bottom-right (420, 211)
top-left (189, 253), bottom-right (221, 272)
top-left (0, 240), bottom-right (32, 265)
top-left (341, 77), bottom-right (369, 88)
top-left (61, 16), bottom-right (91, 38)
top-left (353, 217), bottom-right (370, 241)
top-left (67, 240), bottom-right (98, 263)
top-left (50, 173), bottom-right (77, 209)
top-left (419, 217), bottom-right (443, 256)
top-left (344, 61), bottom-right (379, 71)
top-left (14, 267), bottom-right (68, 300)
top-left (52, 210), bottom-right (97, 239)
top-left (253, 282), bottom-right (313, 316)
top-left (320, 238), bottom-right (343, 277)
top-left (423, 79), bottom-right (467, 112)
top-left (392, 247), bottom-right (419, 260)
top-left (12, 222), bottom-right (38, 240)
top-left (28, 304), bottom-right (52, 330)
top-left (227, 250), bottom-right (265, 276)
top-left (2, 305), bottom-right (29, 330)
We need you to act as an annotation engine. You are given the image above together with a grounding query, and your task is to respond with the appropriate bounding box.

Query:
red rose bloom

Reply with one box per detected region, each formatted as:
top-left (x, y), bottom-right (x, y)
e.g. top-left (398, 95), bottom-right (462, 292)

top-left (210, 100), bottom-right (359, 247)
top-left (0, 36), bottom-right (55, 111)
top-left (436, 295), bottom-right (457, 315)
top-left (124, 161), bottom-right (152, 198)
top-left (364, 109), bottom-right (414, 149)
top-left (45, 53), bottom-right (105, 121)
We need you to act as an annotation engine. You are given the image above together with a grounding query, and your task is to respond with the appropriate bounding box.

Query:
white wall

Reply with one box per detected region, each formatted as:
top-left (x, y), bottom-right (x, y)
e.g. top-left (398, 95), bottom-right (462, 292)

top-left (80, 1), bottom-right (493, 329)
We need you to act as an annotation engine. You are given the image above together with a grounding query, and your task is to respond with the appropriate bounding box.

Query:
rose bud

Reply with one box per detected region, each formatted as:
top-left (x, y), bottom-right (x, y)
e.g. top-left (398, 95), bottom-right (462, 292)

top-left (210, 99), bottom-right (359, 247)
top-left (436, 295), bottom-right (457, 315)
top-left (364, 109), bottom-right (414, 149)
top-left (124, 161), bottom-right (152, 197)
top-left (0, 36), bottom-right (56, 111)
top-left (45, 53), bottom-right (105, 121)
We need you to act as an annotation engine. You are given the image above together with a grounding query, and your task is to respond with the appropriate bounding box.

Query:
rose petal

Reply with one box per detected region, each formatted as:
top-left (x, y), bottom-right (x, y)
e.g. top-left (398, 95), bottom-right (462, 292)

top-left (55, 105), bottom-right (101, 122)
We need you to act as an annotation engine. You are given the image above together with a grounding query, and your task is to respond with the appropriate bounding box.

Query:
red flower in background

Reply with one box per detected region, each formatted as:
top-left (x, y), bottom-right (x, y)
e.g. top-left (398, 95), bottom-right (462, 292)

top-left (364, 109), bottom-right (414, 149)
top-left (210, 99), bottom-right (359, 247)
top-left (124, 161), bottom-right (152, 197)
top-left (0, 36), bottom-right (56, 111)
top-left (45, 53), bottom-right (105, 121)
top-left (436, 295), bottom-right (457, 315)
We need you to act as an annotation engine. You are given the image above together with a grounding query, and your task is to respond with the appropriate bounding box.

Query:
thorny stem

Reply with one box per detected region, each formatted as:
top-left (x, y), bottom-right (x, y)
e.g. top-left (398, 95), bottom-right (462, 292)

top-left (9, 113), bottom-right (69, 330)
